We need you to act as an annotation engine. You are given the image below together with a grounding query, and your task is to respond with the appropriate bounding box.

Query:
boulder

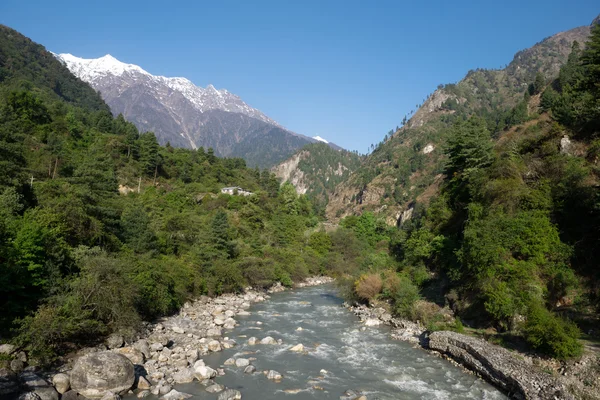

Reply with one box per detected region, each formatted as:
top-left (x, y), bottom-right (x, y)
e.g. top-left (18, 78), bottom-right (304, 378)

top-left (247, 337), bottom-right (258, 345)
top-left (160, 389), bottom-right (192, 400)
top-left (243, 365), bottom-right (256, 374)
top-left (171, 327), bottom-right (185, 334)
top-left (289, 344), bottom-right (304, 352)
top-left (113, 347), bottom-right (144, 365)
top-left (363, 319), bottom-right (380, 326)
top-left (70, 351), bottom-right (135, 398)
top-left (0, 344), bottom-right (16, 355)
top-left (19, 392), bottom-right (42, 400)
top-left (172, 368), bottom-right (194, 384)
top-left (207, 340), bottom-right (222, 352)
top-left (205, 383), bottom-right (225, 393)
top-left (149, 343), bottom-right (163, 352)
top-left (99, 392), bottom-right (120, 400)
top-left (234, 358), bottom-right (249, 368)
top-left (266, 370), bottom-right (282, 381)
top-left (224, 358), bottom-right (235, 366)
top-left (136, 376), bottom-right (151, 390)
top-left (137, 390), bottom-right (151, 398)
top-left (260, 337), bottom-right (277, 345)
top-left (217, 389), bottom-right (242, 400)
top-left (0, 367), bottom-right (18, 397)
top-left (105, 335), bottom-right (124, 350)
top-left (11, 359), bottom-right (25, 373)
top-left (193, 365), bottom-right (216, 380)
top-left (60, 391), bottom-right (79, 400)
top-left (20, 372), bottom-right (59, 400)
top-left (51, 373), bottom-right (70, 394)
top-left (133, 340), bottom-right (151, 359)
top-left (428, 331), bottom-right (575, 400)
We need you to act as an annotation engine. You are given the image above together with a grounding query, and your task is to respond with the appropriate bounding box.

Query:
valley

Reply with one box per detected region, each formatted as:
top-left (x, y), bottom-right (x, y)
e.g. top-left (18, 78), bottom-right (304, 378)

top-left (1, 7), bottom-right (600, 400)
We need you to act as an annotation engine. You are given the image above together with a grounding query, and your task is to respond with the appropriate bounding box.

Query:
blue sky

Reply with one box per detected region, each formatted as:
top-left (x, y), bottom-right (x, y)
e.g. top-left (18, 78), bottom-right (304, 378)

top-left (1, 1), bottom-right (598, 152)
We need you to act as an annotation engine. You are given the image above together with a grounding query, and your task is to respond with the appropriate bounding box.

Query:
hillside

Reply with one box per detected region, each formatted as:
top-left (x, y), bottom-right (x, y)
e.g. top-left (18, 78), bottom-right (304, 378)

top-left (55, 53), bottom-right (341, 168)
top-left (326, 18), bottom-right (594, 224)
top-left (0, 26), bottom-right (353, 365)
top-left (271, 143), bottom-right (362, 214)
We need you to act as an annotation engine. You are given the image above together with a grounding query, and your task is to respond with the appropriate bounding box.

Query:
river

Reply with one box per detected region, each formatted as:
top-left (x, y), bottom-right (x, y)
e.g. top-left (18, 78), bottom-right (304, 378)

top-left (175, 284), bottom-right (507, 399)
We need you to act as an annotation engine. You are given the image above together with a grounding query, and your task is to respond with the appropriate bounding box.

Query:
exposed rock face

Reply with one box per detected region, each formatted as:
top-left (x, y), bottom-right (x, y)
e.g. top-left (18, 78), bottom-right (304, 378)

top-left (428, 331), bottom-right (574, 400)
top-left (70, 352), bottom-right (135, 398)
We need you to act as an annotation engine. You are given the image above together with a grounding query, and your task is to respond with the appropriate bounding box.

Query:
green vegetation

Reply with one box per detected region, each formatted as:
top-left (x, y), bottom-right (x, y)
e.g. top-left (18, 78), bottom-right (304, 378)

top-left (377, 26), bottom-right (600, 360)
top-left (0, 26), bottom-right (345, 364)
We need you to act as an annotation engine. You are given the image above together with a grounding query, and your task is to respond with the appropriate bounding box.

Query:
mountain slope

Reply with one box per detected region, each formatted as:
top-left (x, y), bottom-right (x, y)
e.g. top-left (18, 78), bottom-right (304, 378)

top-left (326, 17), bottom-right (595, 224)
top-left (272, 143), bottom-right (362, 213)
top-left (54, 53), bottom-right (336, 168)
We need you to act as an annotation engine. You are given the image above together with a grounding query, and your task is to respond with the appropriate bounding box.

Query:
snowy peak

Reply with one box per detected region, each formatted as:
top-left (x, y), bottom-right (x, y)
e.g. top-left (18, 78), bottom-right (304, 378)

top-left (55, 52), bottom-right (282, 127)
top-left (56, 53), bottom-right (149, 81)
top-left (313, 135), bottom-right (329, 144)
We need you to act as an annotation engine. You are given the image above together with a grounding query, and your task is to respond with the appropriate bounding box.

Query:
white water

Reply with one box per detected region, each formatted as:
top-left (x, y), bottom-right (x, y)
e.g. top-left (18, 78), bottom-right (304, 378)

top-left (177, 285), bottom-right (508, 399)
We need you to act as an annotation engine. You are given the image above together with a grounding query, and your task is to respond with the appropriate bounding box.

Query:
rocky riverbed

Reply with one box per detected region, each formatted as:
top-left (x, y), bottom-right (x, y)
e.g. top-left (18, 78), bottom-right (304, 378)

top-left (0, 277), bottom-right (333, 400)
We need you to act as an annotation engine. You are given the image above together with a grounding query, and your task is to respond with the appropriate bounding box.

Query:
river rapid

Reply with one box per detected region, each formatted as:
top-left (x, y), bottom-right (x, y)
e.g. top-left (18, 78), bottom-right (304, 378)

top-left (173, 284), bottom-right (507, 399)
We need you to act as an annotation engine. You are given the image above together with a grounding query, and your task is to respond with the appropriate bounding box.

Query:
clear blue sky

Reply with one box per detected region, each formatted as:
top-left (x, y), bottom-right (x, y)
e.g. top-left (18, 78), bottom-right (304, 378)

top-left (1, 1), bottom-right (598, 152)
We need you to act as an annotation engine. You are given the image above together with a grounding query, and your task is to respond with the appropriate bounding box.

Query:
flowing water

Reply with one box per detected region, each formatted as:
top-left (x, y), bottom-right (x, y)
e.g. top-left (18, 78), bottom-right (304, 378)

top-left (176, 284), bottom-right (507, 399)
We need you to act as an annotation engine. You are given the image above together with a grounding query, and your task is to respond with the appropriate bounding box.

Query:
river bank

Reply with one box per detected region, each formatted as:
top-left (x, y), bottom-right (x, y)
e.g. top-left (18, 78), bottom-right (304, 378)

top-left (0, 277), bottom-right (333, 400)
top-left (349, 303), bottom-right (600, 400)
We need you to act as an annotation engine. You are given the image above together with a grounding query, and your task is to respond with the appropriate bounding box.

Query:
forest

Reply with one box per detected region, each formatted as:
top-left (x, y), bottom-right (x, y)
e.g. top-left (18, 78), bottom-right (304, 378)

top-left (343, 23), bottom-right (600, 360)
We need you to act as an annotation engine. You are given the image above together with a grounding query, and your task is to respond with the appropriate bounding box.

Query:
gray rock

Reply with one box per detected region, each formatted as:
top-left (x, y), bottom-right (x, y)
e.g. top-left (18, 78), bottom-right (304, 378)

top-left (113, 347), bottom-right (144, 365)
top-left (207, 340), bottom-right (221, 352)
top-left (70, 351), bottom-right (135, 398)
top-left (137, 390), bottom-right (151, 398)
top-left (51, 373), bottom-right (70, 394)
top-left (243, 365), bottom-right (256, 374)
top-left (99, 392), bottom-right (120, 400)
top-left (20, 372), bottom-right (59, 400)
top-left (223, 358), bottom-right (235, 366)
top-left (160, 389), bottom-right (192, 400)
top-left (0, 367), bottom-right (19, 397)
top-left (150, 343), bottom-right (163, 352)
top-left (106, 335), bottom-right (124, 350)
top-left (266, 370), bottom-right (282, 381)
top-left (428, 331), bottom-right (575, 400)
top-left (172, 369), bottom-right (194, 384)
top-left (193, 365), bottom-right (216, 380)
top-left (10, 359), bottom-right (25, 373)
top-left (60, 390), bottom-right (79, 400)
top-left (158, 385), bottom-right (172, 395)
top-left (217, 389), bottom-right (242, 400)
top-left (205, 383), bottom-right (225, 393)
top-left (15, 352), bottom-right (27, 363)
top-left (133, 340), bottom-right (151, 359)
top-left (234, 358), bottom-right (249, 368)
top-left (247, 337), bottom-right (258, 345)
top-left (260, 337), bottom-right (277, 345)
top-left (0, 344), bottom-right (16, 355)
top-left (19, 392), bottom-right (42, 400)
top-left (136, 375), bottom-right (151, 390)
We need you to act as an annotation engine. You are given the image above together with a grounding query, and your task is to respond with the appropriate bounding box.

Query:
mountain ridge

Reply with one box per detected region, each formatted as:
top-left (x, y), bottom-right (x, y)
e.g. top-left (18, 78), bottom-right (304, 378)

top-left (54, 53), bottom-right (342, 167)
top-left (324, 16), bottom-right (596, 224)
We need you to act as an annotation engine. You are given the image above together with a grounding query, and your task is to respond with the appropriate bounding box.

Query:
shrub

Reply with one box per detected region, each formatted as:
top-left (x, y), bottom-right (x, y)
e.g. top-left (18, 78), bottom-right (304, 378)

top-left (381, 271), bottom-right (421, 318)
top-left (354, 273), bottom-right (383, 301)
top-left (523, 304), bottom-right (583, 360)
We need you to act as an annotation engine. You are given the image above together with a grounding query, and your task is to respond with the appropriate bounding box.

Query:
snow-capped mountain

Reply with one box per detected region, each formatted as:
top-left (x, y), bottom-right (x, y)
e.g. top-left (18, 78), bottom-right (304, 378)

top-left (55, 53), bottom-right (339, 167)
